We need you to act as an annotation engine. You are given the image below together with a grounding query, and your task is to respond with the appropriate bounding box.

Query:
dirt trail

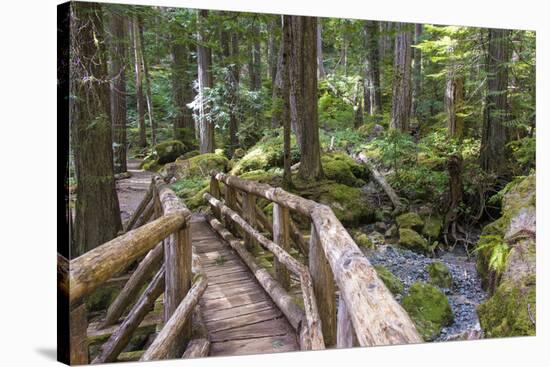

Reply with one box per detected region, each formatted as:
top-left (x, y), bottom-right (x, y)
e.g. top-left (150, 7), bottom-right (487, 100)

top-left (116, 159), bottom-right (155, 226)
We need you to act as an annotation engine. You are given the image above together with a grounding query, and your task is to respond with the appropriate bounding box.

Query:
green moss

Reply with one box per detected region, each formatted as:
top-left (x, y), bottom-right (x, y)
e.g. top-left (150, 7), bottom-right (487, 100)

top-left (396, 212), bottom-right (424, 231)
top-left (321, 152), bottom-right (367, 186)
top-left (355, 233), bottom-right (374, 249)
top-left (317, 182), bottom-right (374, 225)
top-left (477, 275), bottom-right (536, 338)
top-left (422, 215), bottom-right (443, 240)
top-left (233, 147), bottom-right (246, 159)
top-left (399, 228), bottom-right (428, 253)
top-left (230, 133), bottom-right (299, 175)
top-left (239, 169), bottom-right (280, 185)
top-left (163, 153), bottom-right (229, 180)
top-left (427, 262), bottom-right (453, 289)
top-left (154, 140), bottom-right (186, 164)
top-left (402, 282), bottom-right (454, 341)
top-left (86, 286), bottom-right (120, 314)
top-left (374, 265), bottom-right (404, 295)
top-left (179, 150), bottom-right (200, 160)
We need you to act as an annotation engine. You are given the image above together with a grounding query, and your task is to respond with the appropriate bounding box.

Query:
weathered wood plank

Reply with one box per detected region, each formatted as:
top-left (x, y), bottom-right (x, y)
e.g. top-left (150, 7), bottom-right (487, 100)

top-left (70, 303), bottom-right (88, 365)
top-left (209, 334), bottom-right (298, 356)
top-left (209, 318), bottom-right (293, 342)
top-left (182, 338), bottom-right (210, 358)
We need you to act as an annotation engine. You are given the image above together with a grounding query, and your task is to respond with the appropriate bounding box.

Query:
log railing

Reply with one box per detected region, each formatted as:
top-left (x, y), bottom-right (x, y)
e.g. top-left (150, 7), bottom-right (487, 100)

top-left (207, 172), bottom-right (422, 348)
top-left (64, 177), bottom-right (208, 364)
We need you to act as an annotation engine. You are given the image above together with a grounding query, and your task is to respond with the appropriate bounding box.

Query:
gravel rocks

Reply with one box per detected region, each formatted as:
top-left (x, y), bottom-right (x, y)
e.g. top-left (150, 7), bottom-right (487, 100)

top-left (363, 244), bottom-right (486, 341)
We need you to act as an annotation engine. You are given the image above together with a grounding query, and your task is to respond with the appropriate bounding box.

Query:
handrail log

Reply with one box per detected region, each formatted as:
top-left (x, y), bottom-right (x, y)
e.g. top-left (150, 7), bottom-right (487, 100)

top-left (204, 193), bottom-right (325, 350)
top-left (92, 266), bottom-right (166, 364)
top-left (310, 205), bottom-right (422, 346)
top-left (101, 243), bottom-right (164, 328)
top-left (140, 274), bottom-right (208, 361)
top-left (69, 213), bottom-right (186, 306)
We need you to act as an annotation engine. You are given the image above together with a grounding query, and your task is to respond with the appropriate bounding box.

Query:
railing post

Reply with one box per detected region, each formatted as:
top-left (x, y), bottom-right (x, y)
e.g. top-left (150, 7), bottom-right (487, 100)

top-left (69, 303), bottom-right (89, 364)
top-left (273, 203), bottom-right (291, 290)
top-left (309, 225), bottom-right (336, 347)
top-left (163, 214), bottom-right (192, 358)
top-left (209, 175), bottom-right (221, 219)
top-left (225, 185), bottom-right (237, 233)
top-left (337, 299), bottom-right (357, 348)
top-left (242, 192), bottom-right (258, 252)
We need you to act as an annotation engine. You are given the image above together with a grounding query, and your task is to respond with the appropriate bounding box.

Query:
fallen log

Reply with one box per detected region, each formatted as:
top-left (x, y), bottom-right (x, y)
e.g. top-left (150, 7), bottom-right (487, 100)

top-left (355, 152), bottom-right (405, 211)
top-left (92, 266), bottom-right (165, 364)
top-left (101, 243), bottom-right (164, 328)
top-left (140, 274), bottom-right (208, 361)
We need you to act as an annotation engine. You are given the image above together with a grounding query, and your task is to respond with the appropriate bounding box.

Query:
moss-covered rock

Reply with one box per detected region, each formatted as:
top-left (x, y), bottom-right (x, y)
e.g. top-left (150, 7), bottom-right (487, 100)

top-left (374, 265), bottom-right (404, 295)
top-left (317, 183), bottom-right (374, 225)
top-left (477, 275), bottom-right (536, 338)
top-left (401, 282), bottom-right (454, 341)
top-left (355, 233), bottom-right (374, 249)
top-left (385, 224), bottom-right (398, 238)
top-left (233, 147), bottom-right (245, 159)
top-left (422, 215), bottom-right (443, 240)
top-left (396, 212), bottom-right (424, 231)
top-left (179, 150), bottom-right (200, 160)
top-left (230, 133), bottom-right (299, 175)
top-left (239, 169), bottom-right (280, 185)
top-left (427, 261), bottom-right (453, 289)
top-left (154, 140), bottom-right (186, 164)
top-left (162, 153), bottom-right (228, 180)
top-left (321, 152), bottom-right (367, 186)
top-left (398, 228), bottom-right (428, 252)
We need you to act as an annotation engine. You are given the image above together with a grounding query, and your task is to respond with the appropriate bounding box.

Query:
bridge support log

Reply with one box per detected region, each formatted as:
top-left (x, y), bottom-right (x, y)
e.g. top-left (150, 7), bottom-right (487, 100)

top-left (336, 298), bottom-right (357, 348)
top-left (273, 203), bottom-right (291, 290)
top-left (309, 225), bottom-right (337, 347)
top-left (141, 275), bottom-right (208, 361)
top-left (242, 192), bottom-right (258, 252)
top-left (102, 243), bottom-right (163, 328)
top-left (70, 303), bottom-right (89, 365)
top-left (92, 266), bottom-right (165, 364)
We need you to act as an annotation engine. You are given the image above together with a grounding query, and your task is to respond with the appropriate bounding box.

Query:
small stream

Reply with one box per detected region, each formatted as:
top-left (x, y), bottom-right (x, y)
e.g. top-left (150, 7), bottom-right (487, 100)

top-left (362, 244), bottom-right (487, 341)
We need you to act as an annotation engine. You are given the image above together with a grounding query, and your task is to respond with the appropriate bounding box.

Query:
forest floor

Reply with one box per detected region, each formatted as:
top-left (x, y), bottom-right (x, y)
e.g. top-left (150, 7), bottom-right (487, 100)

top-left (116, 159), bottom-right (154, 226)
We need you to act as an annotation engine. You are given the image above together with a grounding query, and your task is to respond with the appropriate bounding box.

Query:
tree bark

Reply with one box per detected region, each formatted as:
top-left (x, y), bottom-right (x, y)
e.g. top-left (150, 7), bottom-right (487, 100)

top-left (70, 2), bottom-right (122, 258)
top-left (197, 10), bottom-right (215, 153)
top-left (317, 19), bottom-right (326, 79)
top-left (390, 23), bottom-right (412, 131)
top-left (365, 21), bottom-right (382, 115)
top-left (445, 71), bottom-right (465, 137)
top-left (108, 11), bottom-right (128, 174)
top-left (248, 21), bottom-right (262, 91)
top-left (282, 16), bottom-right (293, 188)
top-left (289, 16), bottom-right (323, 181)
top-left (220, 21), bottom-right (240, 155)
top-left (131, 16), bottom-right (147, 148)
top-left (412, 24), bottom-right (423, 121)
top-left (171, 42), bottom-right (195, 141)
top-left (480, 28), bottom-right (510, 174)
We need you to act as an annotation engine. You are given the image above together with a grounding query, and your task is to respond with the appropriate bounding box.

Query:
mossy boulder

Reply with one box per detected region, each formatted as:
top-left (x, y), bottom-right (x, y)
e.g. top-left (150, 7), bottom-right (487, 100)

top-left (239, 169), bottom-right (279, 185)
top-left (179, 150), bottom-right (200, 160)
top-left (354, 233), bottom-right (374, 249)
top-left (317, 183), bottom-right (374, 225)
top-left (401, 282), bottom-right (454, 341)
top-left (233, 148), bottom-right (245, 159)
top-left (374, 265), bottom-right (404, 295)
top-left (396, 212), bottom-right (424, 231)
top-left (399, 228), bottom-right (428, 252)
top-left (230, 133), bottom-right (299, 175)
top-left (422, 215), bottom-right (443, 240)
top-left (154, 140), bottom-right (186, 164)
top-left (321, 152), bottom-right (367, 186)
top-left (162, 153), bottom-right (228, 180)
top-left (427, 261), bottom-right (453, 289)
top-left (477, 275), bottom-right (536, 338)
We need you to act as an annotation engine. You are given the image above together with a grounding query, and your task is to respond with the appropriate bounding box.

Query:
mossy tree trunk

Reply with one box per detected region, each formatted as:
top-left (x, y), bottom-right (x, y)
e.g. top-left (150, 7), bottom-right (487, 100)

top-left (480, 28), bottom-right (510, 175)
top-left (282, 16), bottom-right (293, 188)
top-left (248, 21), bottom-right (262, 91)
top-left (220, 16), bottom-right (240, 155)
top-left (138, 20), bottom-right (156, 145)
top-left (445, 70), bottom-right (465, 137)
top-left (364, 20), bottom-right (382, 115)
top-left (412, 24), bottom-right (423, 121)
top-left (131, 15), bottom-right (147, 148)
top-left (289, 16), bottom-right (323, 181)
top-left (70, 2), bottom-right (122, 258)
top-left (390, 23), bottom-right (412, 131)
top-left (108, 10), bottom-right (128, 174)
top-left (197, 10), bottom-right (215, 154)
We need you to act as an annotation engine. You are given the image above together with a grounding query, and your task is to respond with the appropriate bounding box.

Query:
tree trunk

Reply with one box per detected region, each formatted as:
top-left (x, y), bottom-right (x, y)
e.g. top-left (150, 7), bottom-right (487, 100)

top-left (317, 19), bottom-right (326, 80)
top-left (282, 16), bottom-right (293, 188)
top-left (70, 2), bottom-right (122, 258)
top-left (108, 11), bottom-right (128, 174)
top-left (445, 71), bottom-right (465, 137)
top-left (267, 17), bottom-right (278, 86)
top-left (289, 16), bottom-right (323, 181)
top-left (197, 10), bottom-right (215, 153)
top-left (412, 24), bottom-right (423, 121)
top-left (365, 21), bottom-right (382, 115)
top-left (220, 21), bottom-right (240, 155)
top-left (480, 28), bottom-right (510, 175)
top-left (131, 16), bottom-right (147, 148)
top-left (171, 43), bottom-right (195, 141)
top-left (390, 23), bottom-right (412, 131)
top-left (248, 22), bottom-right (262, 91)
top-left (138, 21), bottom-right (156, 145)
top-left (271, 26), bottom-right (284, 128)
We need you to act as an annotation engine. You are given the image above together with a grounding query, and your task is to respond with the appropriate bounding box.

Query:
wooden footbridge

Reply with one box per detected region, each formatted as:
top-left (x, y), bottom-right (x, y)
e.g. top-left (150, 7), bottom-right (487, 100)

top-left (59, 172), bottom-right (421, 364)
